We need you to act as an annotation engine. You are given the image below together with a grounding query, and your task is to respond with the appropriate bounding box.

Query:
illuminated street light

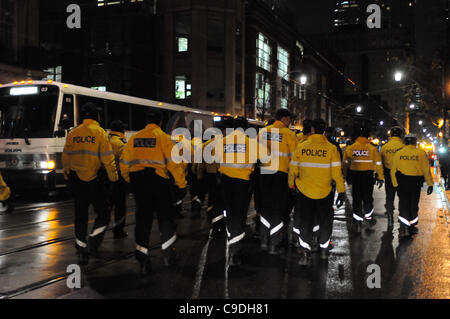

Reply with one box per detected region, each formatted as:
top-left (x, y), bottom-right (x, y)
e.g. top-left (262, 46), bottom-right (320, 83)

top-left (379, 121), bottom-right (384, 126)
top-left (300, 75), bottom-right (307, 85)
top-left (394, 71), bottom-right (403, 82)
top-left (419, 120), bottom-right (423, 125)
top-left (356, 106), bottom-right (362, 113)
top-left (423, 128), bottom-right (427, 133)
top-left (409, 103), bottom-right (415, 110)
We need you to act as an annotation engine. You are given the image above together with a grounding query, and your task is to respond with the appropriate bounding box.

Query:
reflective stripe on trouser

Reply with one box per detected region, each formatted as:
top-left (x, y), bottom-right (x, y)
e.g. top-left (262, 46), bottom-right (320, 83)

top-left (221, 174), bottom-right (250, 255)
top-left (294, 189), bottom-right (334, 252)
top-left (259, 171), bottom-right (289, 246)
top-left (68, 171), bottom-right (110, 250)
top-left (130, 168), bottom-right (176, 254)
top-left (349, 170), bottom-right (375, 221)
top-left (397, 172), bottom-right (423, 228)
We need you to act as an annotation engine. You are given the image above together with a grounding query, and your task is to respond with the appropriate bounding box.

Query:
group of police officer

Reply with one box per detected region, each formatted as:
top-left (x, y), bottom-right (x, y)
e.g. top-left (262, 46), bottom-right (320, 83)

top-left (62, 103), bottom-right (435, 274)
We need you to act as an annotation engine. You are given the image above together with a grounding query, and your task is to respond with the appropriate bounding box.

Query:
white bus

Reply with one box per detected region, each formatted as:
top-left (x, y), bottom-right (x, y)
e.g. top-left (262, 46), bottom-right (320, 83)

top-left (0, 80), bottom-right (264, 192)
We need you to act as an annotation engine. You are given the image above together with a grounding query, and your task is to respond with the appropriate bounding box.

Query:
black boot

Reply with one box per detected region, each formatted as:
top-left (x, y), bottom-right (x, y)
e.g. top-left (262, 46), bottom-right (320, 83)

top-left (319, 247), bottom-right (329, 260)
top-left (298, 249), bottom-right (311, 266)
top-left (88, 236), bottom-right (100, 257)
top-left (113, 229), bottom-right (128, 239)
top-left (76, 246), bottom-right (89, 266)
top-left (163, 248), bottom-right (179, 267)
top-left (398, 225), bottom-right (409, 238)
top-left (136, 251), bottom-right (152, 276)
top-left (210, 223), bottom-right (226, 239)
top-left (228, 253), bottom-right (242, 267)
top-left (353, 220), bottom-right (362, 233)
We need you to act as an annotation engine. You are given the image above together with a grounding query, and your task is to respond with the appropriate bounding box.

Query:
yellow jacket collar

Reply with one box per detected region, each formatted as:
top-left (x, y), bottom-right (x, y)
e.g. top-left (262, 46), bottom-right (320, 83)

top-left (109, 131), bottom-right (126, 139)
top-left (145, 123), bottom-right (161, 131)
top-left (82, 119), bottom-right (100, 126)
top-left (273, 120), bottom-right (287, 129)
top-left (406, 144), bottom-right (417, 149)
top-left (308, 134), bottom-right (328, 143)
top-left (356, 137), bottom-right (369, 144)
top-left (389, 136), bottom-right (403, 142)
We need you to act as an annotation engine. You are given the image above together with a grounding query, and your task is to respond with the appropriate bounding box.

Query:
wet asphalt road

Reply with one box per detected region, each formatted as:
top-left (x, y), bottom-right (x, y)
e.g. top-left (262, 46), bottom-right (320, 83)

top-left (0, 175), bottom-right (449, 299)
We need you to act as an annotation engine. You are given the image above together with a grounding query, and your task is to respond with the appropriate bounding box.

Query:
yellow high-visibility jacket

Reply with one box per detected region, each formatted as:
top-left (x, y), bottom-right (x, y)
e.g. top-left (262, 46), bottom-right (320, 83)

top-left (297, 132), bottom-right (308, 143)
top-left (381, 136), bottom-right (405, 170)
top-left (63, 119), bottom-right (118, 182)
top-left (171, 134), bottom-right (192, 177)
top-left (343, 137), bottom-right (384, 180)
top-left (120, 123), bottom-right (187, 189)
top-left (390, 145), bottom-right (433, 187)
top-left (109, 131), bottom-right (127, 173)
top-left (203, 137), bottom-right (220, 174)
top-left (217, 129), bottom-right (256, 181)
top-left (258, 120), bottom-right (297, 174)
top-left (0, 174), bottom-right (11, 201)
top-left (289, 134), bottom-right (345, 199)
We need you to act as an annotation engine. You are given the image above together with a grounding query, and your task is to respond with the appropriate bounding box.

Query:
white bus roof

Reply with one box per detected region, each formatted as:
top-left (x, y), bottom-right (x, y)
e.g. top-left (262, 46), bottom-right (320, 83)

top-left (0, 80), bottom-right (265, 126)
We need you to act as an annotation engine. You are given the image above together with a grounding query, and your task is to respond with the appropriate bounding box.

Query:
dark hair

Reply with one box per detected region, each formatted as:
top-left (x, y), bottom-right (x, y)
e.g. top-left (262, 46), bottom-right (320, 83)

top-left (404, 135), bottom-right (417, 145)
top-left (110, 120), bottom-right (126, 133)
top-left (390, 126), bottom-right (404, 138)
top-left (302, 119), bottom-right (313, 134)
top-left (233, 117), bottom-right (248, 130)
top-left (355, 126), bottom-right (371, 138)
top-left (312, 119), bottom-right (327, 135)
top-left (80, 103), bottom-right (99, 120)
top-left (146, 109), bottom-right (162, 125)
top-left (275, 109), bottom-right (291, 120)
top-left (266, 119), bottom-right (275, 126)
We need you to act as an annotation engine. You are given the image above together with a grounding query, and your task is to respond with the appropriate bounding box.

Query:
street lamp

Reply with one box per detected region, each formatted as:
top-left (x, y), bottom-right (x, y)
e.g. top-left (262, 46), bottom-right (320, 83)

top-left (300, 75), bottom-right (307, 85)
top-left (409, 103), bottom-right (415, 110)
top-left (419, 120), bottom-right (423, 125)
top-left (394, 71), bottom-right (403, 82)
top-left (356, 106), bottom-right (362, 113)
top-left (380, 120), bottom-right (384, 126)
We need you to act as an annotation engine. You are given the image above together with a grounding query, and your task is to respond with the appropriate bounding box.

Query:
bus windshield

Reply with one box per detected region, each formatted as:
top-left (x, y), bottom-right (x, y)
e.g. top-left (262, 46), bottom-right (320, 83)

top-left (0, 85), bottom-right (59, 139)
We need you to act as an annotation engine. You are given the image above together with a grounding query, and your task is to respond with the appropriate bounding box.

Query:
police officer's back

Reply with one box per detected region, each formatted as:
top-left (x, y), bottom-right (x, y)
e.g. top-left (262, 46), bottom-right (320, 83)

top-left (62, 103), bottom-right (118, 264)
top-left (120, 109), bottom-right (187, 275)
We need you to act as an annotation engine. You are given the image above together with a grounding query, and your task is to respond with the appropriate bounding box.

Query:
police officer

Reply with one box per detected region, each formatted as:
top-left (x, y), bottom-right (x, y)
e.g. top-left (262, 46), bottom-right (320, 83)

top-left (258, 109), bottom-right (297, 254)
top-left (62, 103), bottom-right (118, 265)
top-left (218, 117), bottom-right (256, 266)
top-left (343, 126), bottom-right (384, 233)
top-left (289, 119), bottom-right (346, 265)
top-left (0, 173), bottom-right (11, 212)
top-left (120, 110), bottom-right (187, 275)
top-left (108, 120), bottom-right (129, 238)
top-left (380, 126), bottom-right (405, 227)
top-left (391, 134), bottom-right (433, 237)
top-left (297, 119), bottom-right (313, 143)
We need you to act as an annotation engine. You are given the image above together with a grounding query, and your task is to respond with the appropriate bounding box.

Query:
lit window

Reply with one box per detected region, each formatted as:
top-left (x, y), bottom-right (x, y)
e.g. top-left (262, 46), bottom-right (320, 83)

top-left (177, 37), bottom-right (188, 52)
top-left (255, 73), bottom-right (271, 112)
top-left (175, 76), bottom-right (191, 99)
top-left (43, 66), bottom-right (62, 82)
top-left (277, 47), bottom-right (289, 80)
top-left (256, 33), bottom-right (271, 71)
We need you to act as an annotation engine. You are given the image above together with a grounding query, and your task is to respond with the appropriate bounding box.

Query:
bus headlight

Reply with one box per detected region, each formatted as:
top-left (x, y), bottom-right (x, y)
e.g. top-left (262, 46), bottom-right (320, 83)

top-left (40, 161), bottom-right (55, 169)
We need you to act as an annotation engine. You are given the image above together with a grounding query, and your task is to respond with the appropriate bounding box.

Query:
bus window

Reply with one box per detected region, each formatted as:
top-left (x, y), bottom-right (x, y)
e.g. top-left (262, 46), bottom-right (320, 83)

top-left (59, 94), bottom-right (74, 130)
top-left (107, 100), bottom-right (130, 129)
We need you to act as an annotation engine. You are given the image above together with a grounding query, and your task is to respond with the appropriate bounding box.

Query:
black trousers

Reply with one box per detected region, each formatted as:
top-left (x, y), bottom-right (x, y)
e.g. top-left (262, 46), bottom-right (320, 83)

top-left (108, 177), bottom-right (127, 233)
top-left (130, 168), bottom-right (176, 255)
top-left (205, 172), bottom-right (225, 227)
top-left (69, 171), bottom-right (110, 250)
top-left (397, 172), bottom-right (423, 227)
top-left (294, 190), bottom-right (334, 251)
top-left (349, 170), bottom-right (375, 221)
top-left (221, 174), bottom-right (250, 255)
top-left (384, 168), bottom-right (397, 215)
top-left (260, 171), bottom-right (289, 247)
top-left (188, 164), bottom-right (207, 213)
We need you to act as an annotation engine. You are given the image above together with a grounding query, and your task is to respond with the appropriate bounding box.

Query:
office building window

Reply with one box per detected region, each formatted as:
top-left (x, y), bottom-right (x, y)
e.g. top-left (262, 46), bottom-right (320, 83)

top-left (255, 73), bottom-right (271, 110)
top-left (277, 47), bottom-right (289, 80)
top-left (43, 66), bottom-right (62, 82)
top-left (175, 76), bottom-right (191, 99)
top-left (256, 33), bottom-right (271, 71)
top-left (177, 37), bottom-right (188, 52)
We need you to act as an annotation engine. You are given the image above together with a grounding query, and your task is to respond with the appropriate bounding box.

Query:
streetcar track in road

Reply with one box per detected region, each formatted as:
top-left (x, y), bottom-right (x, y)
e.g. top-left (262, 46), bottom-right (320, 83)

top-left (0, 224), bottom-right (212, 299)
